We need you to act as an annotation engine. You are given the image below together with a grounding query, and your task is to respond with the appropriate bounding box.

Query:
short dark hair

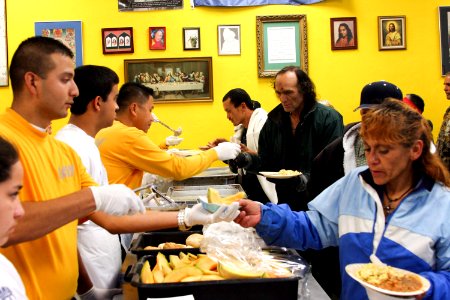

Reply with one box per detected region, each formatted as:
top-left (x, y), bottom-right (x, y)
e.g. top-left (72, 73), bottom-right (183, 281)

top-left (405, 93), bottom-right (425, 113)
top-left (10, 36), bottom-right (74, 94)
top-left (274, 66), bottom-right (317, 107)
top-left (222, 88), bottom-right (254, 110)
top-left (117, 82), bottom-right (154, 113)
top-left (0, 137), bottom-right (19, 183)
top-left (71, 65), bottom-right (119, 115)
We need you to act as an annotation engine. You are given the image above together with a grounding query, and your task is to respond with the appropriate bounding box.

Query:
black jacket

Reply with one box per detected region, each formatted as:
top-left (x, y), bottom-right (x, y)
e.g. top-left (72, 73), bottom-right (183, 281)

top-left (307, 122), bottom-right (359, 200)
top-left (248, 102), bottom-right (344, 211)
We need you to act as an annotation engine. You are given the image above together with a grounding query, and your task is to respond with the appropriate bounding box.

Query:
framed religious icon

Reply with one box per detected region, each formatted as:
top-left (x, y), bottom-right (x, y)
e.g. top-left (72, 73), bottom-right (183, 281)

top-left (101, 27), bottom-right (134, 54)
top-left (124, 57), bottom-right (213, 103)
top-left (218, 25), bottom-right (241, 55)
top-left (439, 6), bottom-right (450, 75)
top-left (256, 15), bottom-right (308, 77)
top-left (330, 17), bottom-right (357, 50)
top-left (378, 16), bottom-right (406, 50)
top-left (149, 27), bottom-right (166, 50)
top-left (183, 27), bottom-right (200, 50)
top-left (35, 21), bottom-right (83, 66)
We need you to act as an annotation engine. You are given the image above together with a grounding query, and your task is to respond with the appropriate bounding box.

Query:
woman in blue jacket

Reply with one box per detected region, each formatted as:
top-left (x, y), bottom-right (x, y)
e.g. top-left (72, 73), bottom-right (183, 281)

top-left (235, 99), bottom-right (450, 300)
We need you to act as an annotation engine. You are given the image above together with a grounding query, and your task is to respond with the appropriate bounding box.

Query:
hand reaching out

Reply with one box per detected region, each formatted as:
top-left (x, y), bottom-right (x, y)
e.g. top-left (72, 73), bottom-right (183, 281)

top-left (234, 199), bottom-right (262, 228)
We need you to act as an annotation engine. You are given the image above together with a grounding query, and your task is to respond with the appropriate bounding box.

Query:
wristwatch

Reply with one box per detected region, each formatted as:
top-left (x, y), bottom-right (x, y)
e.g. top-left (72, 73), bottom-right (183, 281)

top-left (177, 208), bottom-right (191, 231)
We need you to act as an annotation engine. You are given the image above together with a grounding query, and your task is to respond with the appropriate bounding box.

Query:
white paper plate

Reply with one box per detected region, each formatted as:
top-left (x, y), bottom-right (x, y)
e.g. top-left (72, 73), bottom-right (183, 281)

top-left (259, 171), bottom-right (301, 179)
top-left (345, 263), bottom-right (430, 298)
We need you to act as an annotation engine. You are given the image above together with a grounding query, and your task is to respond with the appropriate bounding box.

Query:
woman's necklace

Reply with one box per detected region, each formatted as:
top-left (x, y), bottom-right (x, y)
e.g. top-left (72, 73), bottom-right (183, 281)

top-left (383, 186), bottom-right (413, 215)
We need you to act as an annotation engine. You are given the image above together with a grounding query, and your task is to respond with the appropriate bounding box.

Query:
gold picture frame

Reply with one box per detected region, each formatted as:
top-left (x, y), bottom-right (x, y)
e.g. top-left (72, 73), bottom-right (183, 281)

top-left (256, 15), bottom-right (308, 77)
top-left (124, 57), bottom-right (213, 103)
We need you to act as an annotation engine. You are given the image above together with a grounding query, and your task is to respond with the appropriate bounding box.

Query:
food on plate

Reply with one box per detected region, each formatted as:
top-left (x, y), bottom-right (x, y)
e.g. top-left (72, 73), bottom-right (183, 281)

top-left (278, 169), bottom-right (301, 176)
top-left (143, 242), bottom-right (193, 250)
top-left (356, 263), bottom-right (423, 292)
top-left (186, 233), bottom-right (203, 248)
top-left (207, 187), bottom-right (246, 205)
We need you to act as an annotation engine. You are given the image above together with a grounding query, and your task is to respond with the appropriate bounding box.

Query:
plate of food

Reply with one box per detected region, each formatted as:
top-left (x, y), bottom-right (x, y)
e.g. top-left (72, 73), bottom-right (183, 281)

top-left (260, 169), bottom-right (302, 179)
top-left (168, 149), bottom-right (203, 157)
top-left (345, 263), bottom-right (430, 299)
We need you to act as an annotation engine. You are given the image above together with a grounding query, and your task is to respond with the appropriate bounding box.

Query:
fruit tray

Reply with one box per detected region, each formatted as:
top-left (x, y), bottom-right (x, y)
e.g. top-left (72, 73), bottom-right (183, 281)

top-left (122, 248), bottom-right (309, 300)
top-left (129, 231), bottom-right (203, 258)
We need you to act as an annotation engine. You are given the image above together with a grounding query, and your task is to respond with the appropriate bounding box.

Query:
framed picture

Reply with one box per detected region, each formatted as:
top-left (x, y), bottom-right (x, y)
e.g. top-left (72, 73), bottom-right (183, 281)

top-left (256, 15), bottom-right (308, 77)
top-left (330, 17), bottom-right (357, 50)
top-left (378, 16), bottom-right (406, 50)
top-left (218, 25), bottom-right (241, 55)
top-left (101, 27), bottom-right (134, 54)
top-left (439, 6), bottom-right (450, 75)
top-left (183, 27), bottom-right (200, 50)
top-left (35, 21), bottom-right (83, 67)
top-left (0, 0), bottom-right (8, 86)
top-left (149, 27), bottom-right (166, 50)
top-left (124, 57), bottom-right (213, 103)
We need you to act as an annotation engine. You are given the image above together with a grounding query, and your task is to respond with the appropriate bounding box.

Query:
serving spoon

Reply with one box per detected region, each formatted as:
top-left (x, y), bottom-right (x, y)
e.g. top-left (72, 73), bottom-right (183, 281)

top-left (152, 113), bottom-right (182, 136)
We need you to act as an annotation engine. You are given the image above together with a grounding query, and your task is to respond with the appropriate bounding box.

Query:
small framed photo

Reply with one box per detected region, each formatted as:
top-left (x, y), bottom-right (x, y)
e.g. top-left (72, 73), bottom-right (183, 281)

top-left (101, 27), bottom-right (134, 54)
top-left (149, 27), bottom-right (166, 50)
top-left (439, 6), bottom-right (450, 75)
top-left (218, 25), bottom-right (241, 55)
top-left (378, 16), bottom-right (406, 50)
top-left (330, 17), bottom-right (357, 50)
top-left (183, 27), bottom-right (200, 50)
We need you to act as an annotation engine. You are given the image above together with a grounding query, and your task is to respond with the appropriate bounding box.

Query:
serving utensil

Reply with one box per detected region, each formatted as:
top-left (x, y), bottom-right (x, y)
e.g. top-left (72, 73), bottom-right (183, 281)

top-left (133, 184), bottom-right (187, 210)
top-left (152, 113), bottom-right (182, 136)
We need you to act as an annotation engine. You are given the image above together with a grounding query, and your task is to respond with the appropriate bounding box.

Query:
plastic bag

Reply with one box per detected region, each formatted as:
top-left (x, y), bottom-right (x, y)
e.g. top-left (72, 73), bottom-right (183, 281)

top-left (201, 222), bottom-right (310, 279)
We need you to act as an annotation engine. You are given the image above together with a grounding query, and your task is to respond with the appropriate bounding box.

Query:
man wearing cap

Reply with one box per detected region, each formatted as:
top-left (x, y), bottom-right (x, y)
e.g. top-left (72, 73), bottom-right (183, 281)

top-left (437, 73), bottom-right (450, 171)
top-left (306, 80), bottom-right (403, 299)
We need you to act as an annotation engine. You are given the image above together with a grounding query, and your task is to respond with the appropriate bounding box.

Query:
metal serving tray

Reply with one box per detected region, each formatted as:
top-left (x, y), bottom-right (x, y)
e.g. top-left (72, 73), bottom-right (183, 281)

top-left (166, 184), bottom-right (245, 206)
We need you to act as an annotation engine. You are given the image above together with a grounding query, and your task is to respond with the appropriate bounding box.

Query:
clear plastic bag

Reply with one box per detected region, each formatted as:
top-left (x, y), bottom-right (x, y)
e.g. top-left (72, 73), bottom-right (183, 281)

top-left (201, 222), bottom-right (310, 281)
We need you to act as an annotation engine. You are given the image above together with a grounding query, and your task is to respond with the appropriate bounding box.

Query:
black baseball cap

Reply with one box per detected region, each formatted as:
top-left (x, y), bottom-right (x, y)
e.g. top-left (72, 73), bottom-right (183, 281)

top-left (353, 81), bottom-right (403, 111)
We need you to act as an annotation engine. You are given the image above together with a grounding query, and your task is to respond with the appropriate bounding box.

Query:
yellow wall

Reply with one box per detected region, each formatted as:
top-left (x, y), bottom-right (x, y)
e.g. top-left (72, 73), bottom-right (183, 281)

top-left (1, 0), bottom-right (449, 150)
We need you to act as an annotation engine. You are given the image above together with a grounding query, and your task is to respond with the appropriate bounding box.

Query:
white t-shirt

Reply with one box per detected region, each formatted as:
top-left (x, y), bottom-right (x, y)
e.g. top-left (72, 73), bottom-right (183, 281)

top-left (56, 124), bottom-right (122, 289)
top-left (0, 254), bottom-right (27, 299)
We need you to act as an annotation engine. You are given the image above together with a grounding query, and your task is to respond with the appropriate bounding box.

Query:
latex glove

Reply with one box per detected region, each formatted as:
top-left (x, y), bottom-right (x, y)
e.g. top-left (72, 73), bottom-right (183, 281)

top-left (266, 173), bottom-right (309, 192)
top-left (184, 202), bottom-right (240, 227)
top-left (89, 184), bottom-right (145, 215)
top-left (165, 135), bottom-right (183, 146)
top-left (78, 287), bottom-right (122, 300)
top-left (213, 142), bottom-right (241, 161)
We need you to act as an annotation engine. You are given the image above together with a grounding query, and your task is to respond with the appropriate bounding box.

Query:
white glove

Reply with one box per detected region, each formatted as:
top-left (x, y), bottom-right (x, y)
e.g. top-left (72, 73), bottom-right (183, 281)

top-left (89, 184), bottom-right (145, 215)
top-left (213, 142), bottom-right (241, 161)
top-left (184, 202), bottom-right (240, 227)
top-left (166, 135), bottom-right (183, 146)
top-left (78, 286), bottom-right (122, 300)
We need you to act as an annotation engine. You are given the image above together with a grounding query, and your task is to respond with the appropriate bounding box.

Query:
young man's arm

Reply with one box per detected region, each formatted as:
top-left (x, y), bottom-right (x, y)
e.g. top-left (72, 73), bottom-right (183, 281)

top-left (4, 188), bottom-right (95, 246)
top-left (4, 185), bottom-right (144, 246)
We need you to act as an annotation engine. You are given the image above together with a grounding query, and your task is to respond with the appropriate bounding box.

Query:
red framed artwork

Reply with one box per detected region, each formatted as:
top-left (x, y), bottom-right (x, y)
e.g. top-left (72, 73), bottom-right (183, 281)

top-left (101, 27), bottom-right (134, 54)
top-left (149, 27), bottom-right (166, 50)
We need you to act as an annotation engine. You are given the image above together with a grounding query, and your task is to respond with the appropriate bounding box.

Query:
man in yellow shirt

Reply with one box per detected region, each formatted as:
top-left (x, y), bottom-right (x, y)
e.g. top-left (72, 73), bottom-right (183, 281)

top-left (56, 65), bottom-right (241, 291)
top-left (96, 82), bottom-right (242, 189)
top-left (0, 36), bottom-right (145, 300)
